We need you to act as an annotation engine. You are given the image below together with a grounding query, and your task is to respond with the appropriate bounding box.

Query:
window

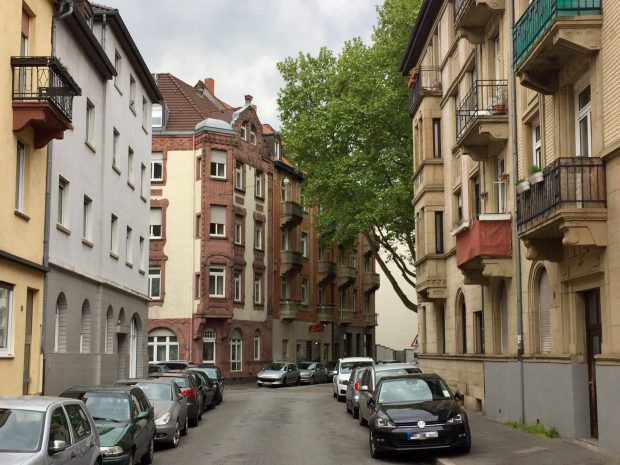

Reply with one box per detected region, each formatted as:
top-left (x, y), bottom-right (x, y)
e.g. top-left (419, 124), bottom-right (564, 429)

top-left (234, 161), bottom-right (243, 189)
top-left (209, 267), bottom-right (225, 297)
top-left (234, 272), bottom-right (242, 302)
top-left (281, 228), bottom-right (289, 251)
top-left (576, 82), bottom-right (592, 158)
top-left (254, 276), bottom-right (262, 304)
top-left (15, 142), bottom-right (25, 212)
top-left (195, 214), bottom-right (202, 239)
top-left (253, 331), bottom-right (260, 361)
top-left (65, 404), bottom-right (92, 441)
top-left (150, 208), bottom-right (162, 239)
top-left (531, 123), bottom-right (541, 168)
top-left (57, 177), bottom-right (68, 226)
top-left (82, 196), bottom-right (92, 241)
top-left (435, 211), bottom-right (444, 254)
top-left (139, 236), bottom-right (145, 271)
top-left (497, 155), bottom-right (507, 214)
top-left (196, 156), bottom-right (203, 181)
top-left (352, 288), bottom-right (357, 311)
top-left (230, 330), bottom-right (242, 372)
top-left (254, 222), bottom-right (263, 250)
top-left (281, 276), bottom-right (289, 299)
top-left (140, 164), bottom-right (147, 197)
top-left (202, 329), bottom-right (216, 363)
top-left (255, 171), bottom-right (263, 198)
top-left (282, 339), bottom-right (288, 359)
top-left (142, 97), bottom-right (148, 128)
top-left (240, 123), bottom-right (247, 140)
top-left (301, 278), bottom-right (309, 305)
top-left (114, 49), bottom-right (122, 87)
top-left (113, 129), bottom-right (120, 169)
top-left (0, 286), bottom-right (13, 355)
top-left (301, 232), bottom-right (308, 257)
top-left (457, 293), bottom-right (467, 354)
top-left (455, 191), bottom-right (463, 224)
top-left (49, 408), bottom-right (71, 445)
top-left (474, 310), bottom-right (485, 354)
top-left (281, 177), bottom-right (291, 201)
top-left (364, 254), bottom-right (372, 272)
top-left (250, 126), bottom-right (256, 145)
top-left (129, 74), bottom-right (136, 112)
top-left (210, 150), bottom-right (226, 179)
top-left (86, 99), bottom-right (95, 147)
top-left (318, 286), bottom-right (325, 304)
top-left (127, 147), bottom-right (134, 186)
top-left (437, 304), bottom-right (446, 354)
top-left (79, 301), bottom-right (91, 354)
top-left (352, 255), bottom-right (358, 269)
top-left (148, 267), bottom-right (161, 299)
top-left (152, 104), bottom-right (163, 128)
top-left (432, 119), bottom-right (441, 158)
top-left (151, 152), bottom-right (163, 181)
top-left (234, 217), bottom-right (243, 245)
top-left (194, 273), bottom-right (200, 299)
top-left (110, 214), bottom-right (118, 254)
top-left (125, 226), bottom-right (133, 264)
top-left (209, 205), bottom-right (226, 237)
top-left (318, 246), bottom-right (325, 261)
top-left (275, 140), bottom-right (281, 160)
top-left (538, 269), bottom-right (551, 353)
top-left (20, 10), bottom-right (29, 57)
top-left (148, 329), bottom-right (178, 362)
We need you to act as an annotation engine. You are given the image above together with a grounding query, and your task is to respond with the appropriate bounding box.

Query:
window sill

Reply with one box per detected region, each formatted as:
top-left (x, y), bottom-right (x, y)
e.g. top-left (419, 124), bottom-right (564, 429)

top-left (210, 176), bottom-right (227, 182)
top-left (234, 242), bottom-right (244, 247)
top-left (151, 178), bottom-right (164, 185)
top-left (0, 354), bottom-right (15, 359)
top-left (234, 187), bottom-right (246, 194)
top-left (110, 251), bottom-right (119, 260)
top-left (112, 164), bottom-right (122, 176)
top-left (150, 236), bottom-right (162, 241)
top-left (82, 238), bottom-right (94, 248)
top-left (138, 268), bottom-right (145, 275)
top-left (14, 210), bottom-right (30, 222)
top-left (85, 141), bottom-right (96, 154)
top-left (127, 181), bottom-right (135, 190)
top-left (140, 195), bottom-right (148, 203)
top-left (149, 297), bottom-right (163, 303)
top-left (254, 248), bottom-right (263, 252)
top-left (209, 235), bottom-right (227, 240)
top-left (125, 261), bottom-right (133, 268)
top-left (142, 126), bottom-right (148, 135)
top-left (209, 295), bottom-right (226, 300)
top-left (129, 105), bottom-right (137, 116)
top-left (255, 196), bottom-right (264, 201)
top-left (56, 223), bottom-right (71, 235)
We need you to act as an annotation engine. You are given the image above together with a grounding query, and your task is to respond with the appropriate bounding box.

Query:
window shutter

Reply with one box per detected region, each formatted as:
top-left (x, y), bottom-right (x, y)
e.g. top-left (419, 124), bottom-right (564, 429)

top-left (538, 270), bottom-right (552, 353)
top-left (211, 150), bottom-right (227, 164)
top-left (210, 205), bottom-right (226, 224)
top-left (152, 152), bottom-right (163, 162)
top-left (150, 208), bottom-right (162, 225)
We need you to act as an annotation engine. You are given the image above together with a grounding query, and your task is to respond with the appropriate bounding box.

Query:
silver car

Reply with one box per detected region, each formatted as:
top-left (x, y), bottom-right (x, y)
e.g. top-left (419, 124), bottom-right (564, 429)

top-left (257, 362), bottom-right (300, 387)
top-left (345, 367), bottom-right (368, 419)
top-left (0, 396), bottom-right (101, 465)
top-left (298, 362), bottom-right (328, 384)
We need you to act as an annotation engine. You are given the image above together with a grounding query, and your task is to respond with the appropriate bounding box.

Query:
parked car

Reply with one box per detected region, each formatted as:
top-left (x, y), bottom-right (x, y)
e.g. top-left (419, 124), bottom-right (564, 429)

top-left (150, 372), bottom-right (202, 427)
top-left (60, 385), bottom-right (155, 465)
top-left (325, 361), bottom-right (337, 381)
top-left (186, 369), bottom-right (217, 410)
top-left (149, 360), bottom-right (191, 371)
top-left (189, 364), bottom-right (225, 404)
top-left (358, 362), bottom-right (422, 426)
top-left (345, 367), bottom-right (368, 419)
top-left (0, 396), bottom-right (101, 465)
top-left (332, 357), bottom-right (374, 401)
top-left (298, 362), bottom-right (328, 384)
top-left (367, 374), bottom-right (470, 459)
top-left (116, 378), bottom-right (188, 448)
top-left (257, 362), bottom-right (300, 387)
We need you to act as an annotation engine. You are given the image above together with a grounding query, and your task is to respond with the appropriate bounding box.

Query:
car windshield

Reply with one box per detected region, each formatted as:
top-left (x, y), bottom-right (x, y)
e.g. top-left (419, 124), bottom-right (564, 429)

top-left (298, 363), bottom-right (314, 369)
top-left (0, 408), bottom-right (44, 452)
top-left (376, 368), bottom-right (421, 382)
top-left (137, 383), bottom-right (172, 401)
top-left (83, 393), bottom-right (130, 422)
top-left (378, 378), bottom-right (452, 404)
top-left (340, 361), bottom-right (373, 374)
top-left (194, 367), bottom-right (219, 379)
top-left (266, 363), bottom-right (285, 371)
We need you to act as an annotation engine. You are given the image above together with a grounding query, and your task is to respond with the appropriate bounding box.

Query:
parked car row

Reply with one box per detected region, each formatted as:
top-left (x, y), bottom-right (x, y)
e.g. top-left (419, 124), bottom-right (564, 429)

top-left (334, 357), bottom-right (472, 459)
top-left (256, 361), bottom-right (331, 387)
top-left (0, 361), bottom-right (226, 465)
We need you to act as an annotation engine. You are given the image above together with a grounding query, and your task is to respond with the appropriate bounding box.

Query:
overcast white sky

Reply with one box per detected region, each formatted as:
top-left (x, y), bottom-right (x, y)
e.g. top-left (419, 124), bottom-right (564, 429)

top-left (101, 0), bottom-right (383, 128)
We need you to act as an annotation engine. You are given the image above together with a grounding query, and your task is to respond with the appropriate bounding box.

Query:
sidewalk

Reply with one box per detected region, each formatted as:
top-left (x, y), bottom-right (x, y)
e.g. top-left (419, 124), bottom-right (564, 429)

top-left (434, 413), bottom-right (620, 465)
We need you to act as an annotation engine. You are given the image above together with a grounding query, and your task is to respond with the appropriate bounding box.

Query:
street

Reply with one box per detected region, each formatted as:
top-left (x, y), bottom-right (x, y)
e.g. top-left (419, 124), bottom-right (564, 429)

top-left (155, 383), bottom-right (436, 465)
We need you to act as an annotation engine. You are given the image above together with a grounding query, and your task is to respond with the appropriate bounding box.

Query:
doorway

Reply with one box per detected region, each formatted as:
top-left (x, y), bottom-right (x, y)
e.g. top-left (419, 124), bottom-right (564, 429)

top-left (583, 289), bottom-right (601, 438)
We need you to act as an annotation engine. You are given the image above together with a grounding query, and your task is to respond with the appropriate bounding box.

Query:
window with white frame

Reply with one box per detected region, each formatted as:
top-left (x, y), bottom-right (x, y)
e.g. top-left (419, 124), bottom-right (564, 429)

top-left (254, 222), bottom-right (263, 250)
top-left (281, 228), bottom-right (289, 251)
top-left (301, 278), bottom-right (309, 305)
top-left (281, 276), bottom-right (289, 299)
top-left (113, 129), bottom-right (120, 170)
top-left (255, 171), bottom-right (263, 198)
top-left (129, 74), bottom-right (136, 112)
top-left (139, 236), bottom-right (145, 271)
top-left (82, 196), bottom-right (92, 241)
top-left (281, 177), bottom-right (291, 201)
top-left (110, 214), bottom-right (118, 254)
top-left (15, 142), bottom-right (25, 213)
top-left (254, 276), bottom-right (262, 304)
top-left (230, 329), bottom-right (242, 372)
top-left (301, 232), bottom-right (308, 257)
top-left (576, 81), bottom-right (592, 157)
top-left (532, 123), bottom-right (541, 167)
top-left (250, 126), bottom-right (256, 145)
top-left (148, 267), bottom-right (161, 299)
top-left (210, 150), bottom-right (227, 179)
top-left (233, 272), bottom-right (242, 302)
top-left (202, 329), bottom-right (216, 363)
top-left (234, 217), bottom-right (243, 245)
top-left (86, 99), bottom-right (95, 147)
top-left (151, 104), bottom-right (162, 128)
top-left (209, 205), bottom-right (226, 237)
top-left (148, 329), bottom-right (178, 362)
top-left (151, 152), bottom-right (163, 181)
top-left (0, 285), bottom-right (14, 355)
top-left (127, 147), bottom-right (134, 186)
top-left (240, 123), bottom-right (247, 140)
top-left (275, 140), bottom-right (281, 160)
top-left (209, 267), bottom-right (225, 297)
top-left (253, 331), bottom-right (260, 361)
top-left (150, 208), bottom-right (162, 239)
top-left (57, 177), bottom-right (69, 226)
top-left (125, 226), bottom-right (133, 265)
top-left (234, 161), bottom-right (243, 189)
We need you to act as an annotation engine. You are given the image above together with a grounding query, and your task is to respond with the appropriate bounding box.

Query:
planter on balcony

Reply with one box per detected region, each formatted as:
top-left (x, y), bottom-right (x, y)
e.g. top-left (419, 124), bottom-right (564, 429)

top-left (516, 180), bottom-right (530, 194)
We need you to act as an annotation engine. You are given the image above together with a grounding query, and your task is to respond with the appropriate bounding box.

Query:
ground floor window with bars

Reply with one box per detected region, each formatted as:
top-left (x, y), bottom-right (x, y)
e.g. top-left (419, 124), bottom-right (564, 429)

top-left (203, 329), bottom-right (216, 363)
top-left (148, 329), bottom-right (179, 362)
top-left (230, 330), bottom-right (242, 372)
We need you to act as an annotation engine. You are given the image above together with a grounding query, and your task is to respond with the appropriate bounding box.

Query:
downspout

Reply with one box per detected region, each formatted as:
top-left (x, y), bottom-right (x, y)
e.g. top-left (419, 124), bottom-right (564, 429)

top-left (190, 130), bottom-right (196, 362)
top-left (101, 14), bottom-right (107, 49)
top-left (508, 0), bottom-right (526, 423)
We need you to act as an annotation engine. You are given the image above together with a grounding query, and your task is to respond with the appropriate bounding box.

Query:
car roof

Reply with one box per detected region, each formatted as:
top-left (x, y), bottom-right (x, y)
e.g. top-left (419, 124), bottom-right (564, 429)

top-left (0, 396), bottom-right (79, 411)
top-left (189, 364), bottom-right (220, 368)
top-left (63, 385), bottom-right (134, 394)
top-left (152, 372), bottom-right (192, 378)
top-left (377, 373), bottom-right (441, 385)
top-left (374, 363), bottom-right (421, 372)
top-left (339, 357), bottom-right (374, 362)
top-left (116, 378), bottom-right (174, 385)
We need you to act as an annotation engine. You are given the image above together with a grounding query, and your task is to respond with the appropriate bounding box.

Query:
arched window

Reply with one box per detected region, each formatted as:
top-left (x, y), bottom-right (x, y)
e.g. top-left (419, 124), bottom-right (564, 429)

top-left (456, 292), bottom-right (467, 354)
top-left (230, 329), bottom-right (242, 372)
top-left (129, 315), bottom-right (140, 377)
top-left (105, 306), bottom-right (115, 354)
top-left (253, 330), bottom-right (260, 361)
top-left (148, 328), bottom-right (178, 362)
top-left (538, 268), bottom-right (551, 353)
top-left (80, 300), bottom-right (92, 354)
top-left (499, 281), bottom-right (509, 354)
top-left (281, 177), bottom-right (291, 202)
top-left (54, 293), bottom-right (68, 353)
top-left (203, 329), bottom-right (216, 363)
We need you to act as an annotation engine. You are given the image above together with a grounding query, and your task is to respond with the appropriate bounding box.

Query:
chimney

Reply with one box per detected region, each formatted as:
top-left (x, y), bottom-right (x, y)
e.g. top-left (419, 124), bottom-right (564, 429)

top-left (204, 78), bottom-right (214, 94)
top-left (244, 94), bottom-right (253, 105)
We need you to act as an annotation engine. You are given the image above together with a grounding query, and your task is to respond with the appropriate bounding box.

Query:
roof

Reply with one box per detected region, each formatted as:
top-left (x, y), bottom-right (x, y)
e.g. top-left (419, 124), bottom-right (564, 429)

top-left (0, 396), bottom-right (71, 411)
top-left (399, 0), bottom-right (443, 74)
top-left (262, 123), bottom-right (275, 135)
top-left (339, 357), bottom-right (374, 363)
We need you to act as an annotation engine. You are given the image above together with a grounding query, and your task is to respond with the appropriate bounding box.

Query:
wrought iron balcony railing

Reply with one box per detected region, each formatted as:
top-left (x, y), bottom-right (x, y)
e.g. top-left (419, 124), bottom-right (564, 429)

top-left (456, 80), bottom-right (507, 142)
top-left (408, 66), bottom-right (441, 117)
top-left (513, 0), bottom-right (602, 67)
top-left (11, 56), bottom-right (81, 122)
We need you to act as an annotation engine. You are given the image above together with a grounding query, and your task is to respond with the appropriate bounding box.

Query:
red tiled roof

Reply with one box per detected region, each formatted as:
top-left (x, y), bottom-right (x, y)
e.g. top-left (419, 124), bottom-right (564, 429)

top-left (262, 123), bottom-right (275, 135)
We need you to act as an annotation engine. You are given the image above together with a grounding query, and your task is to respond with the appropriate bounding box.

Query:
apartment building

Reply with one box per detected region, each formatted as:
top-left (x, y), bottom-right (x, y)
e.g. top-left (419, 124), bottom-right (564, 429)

top-left (149, 74), bottom-right (273, 379)
top-left (264, 126), bottom-right (381, 362)
top-left (0, 0), bottom-right (80, 395)
top-left (402, 0), bottom-right (620, 453)
top-left (41, 1), bottom-right (160, 395)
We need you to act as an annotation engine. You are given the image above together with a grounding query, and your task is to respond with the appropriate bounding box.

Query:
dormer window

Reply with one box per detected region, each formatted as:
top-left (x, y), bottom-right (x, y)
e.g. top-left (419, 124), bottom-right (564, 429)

top-left (152, 104), bottom-right (162, 128)
top-left (240, 123), bottom-right (247, 140)
top-left (250, 126), bottom-right (256, 145)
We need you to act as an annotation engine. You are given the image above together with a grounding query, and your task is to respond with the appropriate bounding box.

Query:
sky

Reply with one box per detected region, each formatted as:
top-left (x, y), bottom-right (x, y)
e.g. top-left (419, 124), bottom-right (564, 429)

top-left (101, 0), bottom-right (383, 128)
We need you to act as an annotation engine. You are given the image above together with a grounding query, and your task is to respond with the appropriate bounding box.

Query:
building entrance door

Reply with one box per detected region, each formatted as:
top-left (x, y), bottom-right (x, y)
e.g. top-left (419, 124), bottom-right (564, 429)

top-left (584, 289), bottom-right (601, 438)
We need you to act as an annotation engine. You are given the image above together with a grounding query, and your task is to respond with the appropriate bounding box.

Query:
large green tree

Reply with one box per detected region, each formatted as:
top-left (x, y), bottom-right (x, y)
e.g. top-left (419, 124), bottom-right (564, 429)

top-left (277, 0), bottom-right (421, 311)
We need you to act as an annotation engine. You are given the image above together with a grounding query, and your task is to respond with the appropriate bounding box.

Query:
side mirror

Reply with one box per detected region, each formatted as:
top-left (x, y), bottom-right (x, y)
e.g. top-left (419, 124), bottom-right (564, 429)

top-left (359, 385), bottom-right (369, 392)
top-left (136, 411), bottom-right (150, 421)
top-left (49, 440), bottom-right (68, 454)
top-left (454, 391), bottom-right (464, 402)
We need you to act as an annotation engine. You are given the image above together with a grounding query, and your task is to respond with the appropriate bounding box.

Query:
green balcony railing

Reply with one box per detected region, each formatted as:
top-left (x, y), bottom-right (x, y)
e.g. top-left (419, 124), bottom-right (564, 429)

top-left (513, 0), bottom-right (601, 67)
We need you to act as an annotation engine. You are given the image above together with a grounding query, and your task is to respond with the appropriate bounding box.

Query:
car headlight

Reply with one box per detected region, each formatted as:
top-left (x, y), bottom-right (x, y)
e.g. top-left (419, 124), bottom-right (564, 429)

top-left (155, 411), bottom-right (171, 425)
top-left (447, 413), bottom-right (464, 424)
top-left (100, 445), bottom-right (124, 456)
top-left (375, 414), bottom-right (396, 430)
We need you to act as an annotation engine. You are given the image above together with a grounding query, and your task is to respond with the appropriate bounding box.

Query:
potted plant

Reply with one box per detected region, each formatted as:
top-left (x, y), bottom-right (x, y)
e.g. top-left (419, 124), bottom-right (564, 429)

top-left (492, 103), bottom-right (507, 115)
top-left (528, 165), bottom-right (543, 184)
top-left (516, 178), bottom-right (530, 194)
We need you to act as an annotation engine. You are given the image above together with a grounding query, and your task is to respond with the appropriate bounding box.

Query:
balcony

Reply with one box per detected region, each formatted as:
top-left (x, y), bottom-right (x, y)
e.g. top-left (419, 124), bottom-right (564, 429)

top-left (280, 201), bottom-right (304, 227)
top-left (456, 80), bottom-right (508, 161)
top-left (12, 56), bottom-right (81, 149)
top-left (317, 304), bottom-right (336, 323)
top-left (415, 256), bottom-right (447, 302)
top-left (413, 160), bottom-right (444, 206)
top-left (408, 66), bottom-right (442, 117)
top-left (456, 215), bottom-right (513, 284)
top-left (280, 300), bottom-right (301, 320)
top-left (362, 272), bottom-right (380, 293)
top-left (517, 157), bottom-right (607, 261)
top-left (317, 260), bottom-right (337, 283)
top-left (336, 265), bottom-right (357, 288)
top-left (513, 0), bottom-right (602, 94)
top-left (364, 313), bottom-right (378, 327)
top-left (454, 0), bottom-right (505, 43)
top-left (280, 250), bottom-right (303, 275)
top-left (338, 308), bottom-right (355, 325)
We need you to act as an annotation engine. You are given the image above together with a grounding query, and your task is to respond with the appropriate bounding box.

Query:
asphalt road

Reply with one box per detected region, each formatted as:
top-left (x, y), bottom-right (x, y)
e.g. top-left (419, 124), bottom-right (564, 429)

top-left (154, 382), bottom-right (436, 465)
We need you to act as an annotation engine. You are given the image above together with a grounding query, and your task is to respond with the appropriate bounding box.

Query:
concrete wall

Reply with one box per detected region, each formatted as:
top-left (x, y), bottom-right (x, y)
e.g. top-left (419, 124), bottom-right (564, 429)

top-left (484, 360), bottom-right (523, 422)
top-left (272, 319), bottom-right (332, 362)
top-left (595, 364), bottom-right (620, 453)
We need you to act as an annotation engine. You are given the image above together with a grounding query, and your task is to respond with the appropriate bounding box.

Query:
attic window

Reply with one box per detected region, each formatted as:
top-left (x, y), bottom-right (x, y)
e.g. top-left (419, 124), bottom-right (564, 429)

top-left (152, 104), bottom-right (162, 128)
top-left (250, 126), bottom-right (256, 145)
top-left (240, 123), bottom-right (247, 140)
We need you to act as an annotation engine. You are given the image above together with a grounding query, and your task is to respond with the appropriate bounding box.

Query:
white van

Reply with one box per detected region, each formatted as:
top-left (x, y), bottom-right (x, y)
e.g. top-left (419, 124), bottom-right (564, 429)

top-left (332, 357), bottom-right (374, 401)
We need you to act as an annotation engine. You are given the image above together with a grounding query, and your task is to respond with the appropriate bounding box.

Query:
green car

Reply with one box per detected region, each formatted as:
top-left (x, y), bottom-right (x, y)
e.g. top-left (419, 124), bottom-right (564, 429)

top-left (61, 385), bottom-right (155, 465)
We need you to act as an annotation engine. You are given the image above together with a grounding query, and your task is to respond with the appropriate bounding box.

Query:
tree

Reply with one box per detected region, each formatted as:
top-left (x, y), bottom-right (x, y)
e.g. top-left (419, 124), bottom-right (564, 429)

top-left (277, 0), bottom-right (421, 311)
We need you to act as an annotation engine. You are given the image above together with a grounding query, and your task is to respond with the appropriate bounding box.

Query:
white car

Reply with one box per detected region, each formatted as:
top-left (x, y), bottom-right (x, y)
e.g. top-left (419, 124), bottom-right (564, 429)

top-left (332, 357), bottom-right (374, 401)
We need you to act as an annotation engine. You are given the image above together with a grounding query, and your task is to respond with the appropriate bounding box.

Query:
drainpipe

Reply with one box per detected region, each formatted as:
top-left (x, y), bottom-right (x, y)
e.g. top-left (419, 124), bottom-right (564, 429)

top-left (508, 0), bottom-right (525, 423)
top-left (190, 130), bottom-right (196, 362)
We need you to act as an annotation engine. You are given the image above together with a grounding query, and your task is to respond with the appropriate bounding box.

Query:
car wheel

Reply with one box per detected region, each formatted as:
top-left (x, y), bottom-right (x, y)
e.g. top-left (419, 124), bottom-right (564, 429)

top-left (346, 402), bottom-right (351, 414)
top-left (338, 395), bottom-right (345, 402)
top-left (189, 410), bottom-right (199, 427)
top-left (353, 406), bottom-right (359, 419)
top-left (456, 435), bottom-right (472, 454)
top-left (369, 430), bottom-right (383, 459)
top-left (127, 452), bottom-right (134, 465)
top-left (142, 437), bottom-right (154, 464)
top-left (181, 415), bottom-right (188, 436)
top-left (171, 421), bottom-right (180, 448)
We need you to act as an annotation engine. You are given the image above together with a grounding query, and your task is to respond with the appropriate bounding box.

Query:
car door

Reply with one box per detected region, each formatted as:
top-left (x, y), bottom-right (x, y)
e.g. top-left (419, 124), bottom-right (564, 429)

top-left (359, 369), bottom-right (372, 421)
top-left (135, 388), bottom-right (155, 440)
top-left (130, 391), bottom-right (148, 459)
top-left (48, 405), bottom-right (80, 465)
top-left (64, 403), bottom-right (97, 465)
top-left (174, 383), bottom-right (188, 425)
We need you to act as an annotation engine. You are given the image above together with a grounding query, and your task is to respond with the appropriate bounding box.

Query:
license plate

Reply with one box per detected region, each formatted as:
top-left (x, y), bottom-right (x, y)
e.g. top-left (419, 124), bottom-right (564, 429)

top-left (408, 431), bottom-right (439, 440)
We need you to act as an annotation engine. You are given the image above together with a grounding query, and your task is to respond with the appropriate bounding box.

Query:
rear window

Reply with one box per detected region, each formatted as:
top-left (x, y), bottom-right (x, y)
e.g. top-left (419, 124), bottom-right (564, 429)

top-left (376, 367), bottom-right (421, 382)
top-left (137, 383), bottom-right (172, 401)
top-left (340, 361), bottom-right (373, 374)
top-left (173, 377), bottom-right (189, 388)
